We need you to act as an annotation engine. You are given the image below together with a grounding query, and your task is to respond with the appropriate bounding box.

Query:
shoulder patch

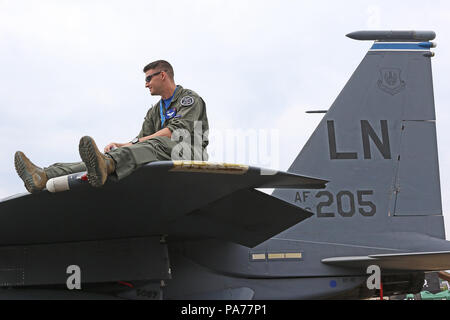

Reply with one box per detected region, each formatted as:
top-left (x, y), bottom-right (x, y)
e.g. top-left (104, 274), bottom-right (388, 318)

top-left (180, 96), bottom-right (195, 106)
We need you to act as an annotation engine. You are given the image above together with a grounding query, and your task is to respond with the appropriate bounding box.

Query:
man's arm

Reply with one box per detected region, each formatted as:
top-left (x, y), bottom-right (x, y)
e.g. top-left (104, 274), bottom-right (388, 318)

top-left (104, 127), bottom-right (172, 152)
top-left (165, 96), bottom-right (206, 134)
top-left (141, 127), bottom-right (172, 140)
top-left (124, 127), bottom-right (172, 146)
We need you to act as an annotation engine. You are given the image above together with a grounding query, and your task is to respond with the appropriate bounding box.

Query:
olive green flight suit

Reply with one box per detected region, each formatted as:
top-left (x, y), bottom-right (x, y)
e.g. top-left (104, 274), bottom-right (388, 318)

top-left (44, 85), bottom-right (209, 180)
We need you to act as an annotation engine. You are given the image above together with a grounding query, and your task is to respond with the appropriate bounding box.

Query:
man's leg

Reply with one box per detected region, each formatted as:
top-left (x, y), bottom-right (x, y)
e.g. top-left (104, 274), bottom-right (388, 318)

top-left (78, 136), bottom-right (172, 187)
top-left (44, 162), bottom-right (87, 179)
top-left (79, 136), bottom-right (116, 188)
top-left (14, 152), bottom-right (86, 194)
top-left (107, 139), bottom-right (172, 180)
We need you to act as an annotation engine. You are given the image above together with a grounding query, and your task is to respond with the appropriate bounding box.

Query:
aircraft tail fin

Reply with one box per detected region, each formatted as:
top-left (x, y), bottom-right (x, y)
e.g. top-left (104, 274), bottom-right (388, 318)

top-left (273, 31), bottom-right (444, 238)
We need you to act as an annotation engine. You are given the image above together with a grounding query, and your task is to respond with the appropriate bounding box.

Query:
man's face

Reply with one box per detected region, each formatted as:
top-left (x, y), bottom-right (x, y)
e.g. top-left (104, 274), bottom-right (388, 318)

top-left (145, 69), bottom-right (164, 96)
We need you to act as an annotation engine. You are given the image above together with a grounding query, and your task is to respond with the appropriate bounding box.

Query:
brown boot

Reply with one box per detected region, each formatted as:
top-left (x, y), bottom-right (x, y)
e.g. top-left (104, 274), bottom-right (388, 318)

top-left (79, 136), bottom-right (116, 188)
top-left (14, 151), bottom-right (48, 193)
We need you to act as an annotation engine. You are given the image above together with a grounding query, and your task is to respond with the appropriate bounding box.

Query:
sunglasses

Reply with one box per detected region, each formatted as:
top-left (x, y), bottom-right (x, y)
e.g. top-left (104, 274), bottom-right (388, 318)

top-left (145, 71), bottom-right (163, 83)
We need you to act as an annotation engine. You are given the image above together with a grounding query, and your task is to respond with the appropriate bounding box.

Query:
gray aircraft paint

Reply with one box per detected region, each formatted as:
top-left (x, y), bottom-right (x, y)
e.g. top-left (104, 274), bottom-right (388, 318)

top-left (166, 31), bottom-right (450, 299)
top-left (2, 31), bottom-right (450, 300)
top-left (346, 30), bottom-right (436, 41)
top-left (273, 37), bottom-right (443, 232)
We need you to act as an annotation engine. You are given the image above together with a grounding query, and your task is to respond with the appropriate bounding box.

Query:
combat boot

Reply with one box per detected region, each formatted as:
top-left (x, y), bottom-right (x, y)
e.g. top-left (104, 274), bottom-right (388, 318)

top-left (79, 136), bottom-right (116, 188)
top-left (14, 151), bottom-right (48, 193)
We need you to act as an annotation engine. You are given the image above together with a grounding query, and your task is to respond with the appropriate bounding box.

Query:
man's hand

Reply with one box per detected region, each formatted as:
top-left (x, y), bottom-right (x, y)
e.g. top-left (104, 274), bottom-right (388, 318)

top-left (104, 142), bottom-right (125, 153)
top-left (104, 128), bottom-right (171, 153)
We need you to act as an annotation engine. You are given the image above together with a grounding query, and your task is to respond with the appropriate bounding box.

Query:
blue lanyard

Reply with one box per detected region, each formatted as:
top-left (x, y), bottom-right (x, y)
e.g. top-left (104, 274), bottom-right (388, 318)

top-left (160, 87), bottom-right (177, 127)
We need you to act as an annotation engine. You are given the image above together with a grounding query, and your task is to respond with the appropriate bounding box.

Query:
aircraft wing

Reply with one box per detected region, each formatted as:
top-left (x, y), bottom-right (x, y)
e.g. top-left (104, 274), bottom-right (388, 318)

top-left (322, 251), bottom-right (450, 271)
top-left (0, 161), bottom-right (327, 248)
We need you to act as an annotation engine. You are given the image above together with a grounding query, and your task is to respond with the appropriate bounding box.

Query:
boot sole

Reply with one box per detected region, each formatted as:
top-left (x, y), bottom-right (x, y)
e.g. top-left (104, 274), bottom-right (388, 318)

top-left (14, 152), bottom-right (41, 193)
top-left (79, 136), bottom-right (106, 188)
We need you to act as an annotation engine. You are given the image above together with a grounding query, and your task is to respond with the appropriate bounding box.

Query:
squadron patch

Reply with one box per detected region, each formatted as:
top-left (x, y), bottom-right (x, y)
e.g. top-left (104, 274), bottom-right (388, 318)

top-left (180, 96), bottom-right (195, 106)
top-left (377, 68), bottom-right (406, 95)
top-left (165, 108), bottom-right (177, 119)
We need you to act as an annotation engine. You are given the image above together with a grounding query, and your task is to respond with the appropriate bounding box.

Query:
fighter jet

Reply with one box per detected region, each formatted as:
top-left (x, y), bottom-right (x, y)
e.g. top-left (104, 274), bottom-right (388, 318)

top-left (0, 30), bottom-right (449, 300)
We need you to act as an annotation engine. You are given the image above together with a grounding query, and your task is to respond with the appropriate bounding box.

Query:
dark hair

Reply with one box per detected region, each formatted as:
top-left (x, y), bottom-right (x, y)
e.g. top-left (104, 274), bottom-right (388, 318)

top-left (143, 60), bottom-right (174, 80)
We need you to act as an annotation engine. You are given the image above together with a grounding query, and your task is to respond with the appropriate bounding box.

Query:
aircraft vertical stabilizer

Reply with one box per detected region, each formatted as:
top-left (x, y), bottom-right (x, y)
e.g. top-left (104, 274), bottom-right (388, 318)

top-left (273, 30), bottom-right (445, 240)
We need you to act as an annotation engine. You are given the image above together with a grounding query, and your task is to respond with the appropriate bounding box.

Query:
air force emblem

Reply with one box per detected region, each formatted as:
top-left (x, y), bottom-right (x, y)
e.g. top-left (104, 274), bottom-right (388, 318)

top-left (180, 96), bottom-right (194, 106)
top-left (377, 68), bottom-right (406, 95)
top-left (165, 108), bottom-right (177, 119)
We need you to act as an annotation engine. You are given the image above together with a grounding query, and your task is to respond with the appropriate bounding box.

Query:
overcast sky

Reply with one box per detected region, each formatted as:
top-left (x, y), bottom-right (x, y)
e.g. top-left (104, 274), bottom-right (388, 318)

top-left (1, 0), bottom-right (449, 236)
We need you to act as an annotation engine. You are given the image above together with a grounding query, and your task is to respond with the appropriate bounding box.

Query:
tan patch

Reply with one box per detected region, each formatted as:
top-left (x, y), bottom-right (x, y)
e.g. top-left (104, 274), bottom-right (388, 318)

top-left (171, 161), bottom-right (249, 175)
top-left (251, 253), bottom-right (267, 261)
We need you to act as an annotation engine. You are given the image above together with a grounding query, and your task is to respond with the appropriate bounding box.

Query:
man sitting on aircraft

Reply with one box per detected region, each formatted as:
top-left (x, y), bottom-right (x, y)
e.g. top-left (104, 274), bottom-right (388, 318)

top-left (14, 60), bottom-right (209, 193)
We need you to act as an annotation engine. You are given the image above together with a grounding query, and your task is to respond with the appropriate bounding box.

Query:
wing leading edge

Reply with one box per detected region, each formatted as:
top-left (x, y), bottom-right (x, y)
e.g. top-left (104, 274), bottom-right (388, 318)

top-left (0, 161), bottom-right (327, 247)
top-left (322, 251), bottom-right (450, 271)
